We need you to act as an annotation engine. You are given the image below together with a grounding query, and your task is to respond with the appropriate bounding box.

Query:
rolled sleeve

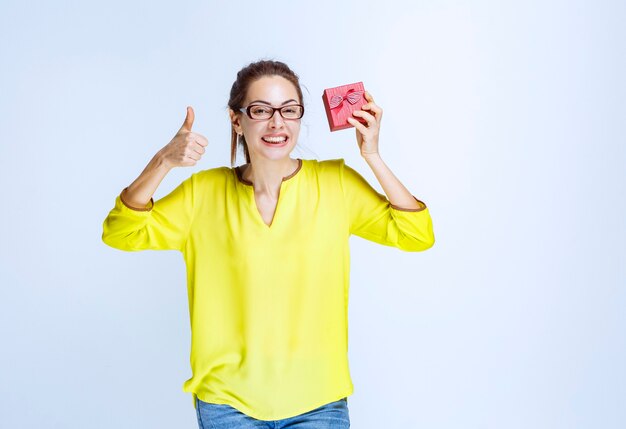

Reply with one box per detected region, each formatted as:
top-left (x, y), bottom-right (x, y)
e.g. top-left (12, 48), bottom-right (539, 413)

top-left (102, 174), bottom-right (195, 252)
top-left (338, 159), bottom-right (435, 251)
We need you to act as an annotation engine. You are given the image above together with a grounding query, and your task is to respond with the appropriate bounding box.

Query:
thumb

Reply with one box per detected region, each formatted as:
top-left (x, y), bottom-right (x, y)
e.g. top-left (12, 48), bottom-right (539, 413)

top-left (179, 106), bottom-right (195, 132)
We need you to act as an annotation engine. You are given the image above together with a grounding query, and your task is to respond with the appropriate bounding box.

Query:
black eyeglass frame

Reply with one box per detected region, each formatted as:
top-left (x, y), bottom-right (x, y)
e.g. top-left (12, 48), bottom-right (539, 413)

top-left (238, 104), bottom-right (305, 120)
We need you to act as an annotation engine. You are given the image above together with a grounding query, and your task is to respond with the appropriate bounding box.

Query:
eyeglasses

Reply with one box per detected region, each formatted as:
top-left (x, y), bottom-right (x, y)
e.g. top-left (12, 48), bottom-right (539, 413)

top-left (239, 104), bottom-right (304, 120)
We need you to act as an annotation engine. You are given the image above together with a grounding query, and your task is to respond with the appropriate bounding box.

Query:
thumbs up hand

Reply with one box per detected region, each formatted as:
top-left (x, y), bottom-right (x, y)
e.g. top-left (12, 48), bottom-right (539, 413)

top-left (159, 106), bottom-right (209, 169)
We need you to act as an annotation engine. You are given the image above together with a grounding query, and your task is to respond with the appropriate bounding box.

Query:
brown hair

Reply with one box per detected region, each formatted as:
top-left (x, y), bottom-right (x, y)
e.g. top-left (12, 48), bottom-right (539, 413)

top-left (227, 59), bottom-right (304, 167)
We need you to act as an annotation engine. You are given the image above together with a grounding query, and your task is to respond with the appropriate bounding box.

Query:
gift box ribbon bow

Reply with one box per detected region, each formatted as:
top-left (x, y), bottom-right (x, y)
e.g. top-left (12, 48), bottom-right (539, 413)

top-left (329, 88), bottom-right (364, 109)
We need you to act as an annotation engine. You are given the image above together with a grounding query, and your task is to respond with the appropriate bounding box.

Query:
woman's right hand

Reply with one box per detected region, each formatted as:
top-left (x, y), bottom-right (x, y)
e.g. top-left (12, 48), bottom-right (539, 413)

top-left (159, 106), bottom-right (209, 169)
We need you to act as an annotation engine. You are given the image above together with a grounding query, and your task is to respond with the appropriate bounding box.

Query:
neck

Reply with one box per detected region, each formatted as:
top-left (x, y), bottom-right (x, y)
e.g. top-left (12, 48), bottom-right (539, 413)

top-left (243, 157), bottom-right (298, 196)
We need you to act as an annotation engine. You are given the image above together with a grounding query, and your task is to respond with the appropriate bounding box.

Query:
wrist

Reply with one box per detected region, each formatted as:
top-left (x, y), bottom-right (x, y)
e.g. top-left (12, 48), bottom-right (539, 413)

top-left (362, 151), bottom-right (381, 162)
top-left (153, 150), bottom-right (172, 172)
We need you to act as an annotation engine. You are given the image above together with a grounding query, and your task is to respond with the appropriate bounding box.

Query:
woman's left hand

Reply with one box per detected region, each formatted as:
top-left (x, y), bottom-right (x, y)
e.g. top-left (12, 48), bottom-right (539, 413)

top-left (347, 91), bottom-right (382, 158)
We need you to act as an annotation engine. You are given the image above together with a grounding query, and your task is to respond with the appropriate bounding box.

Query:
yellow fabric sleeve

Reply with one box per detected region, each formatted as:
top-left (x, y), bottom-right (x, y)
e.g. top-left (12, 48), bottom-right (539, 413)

top-left (102, 174), bottom-right (195, 252)
top-left (338, 159), bottom-right (435, 251)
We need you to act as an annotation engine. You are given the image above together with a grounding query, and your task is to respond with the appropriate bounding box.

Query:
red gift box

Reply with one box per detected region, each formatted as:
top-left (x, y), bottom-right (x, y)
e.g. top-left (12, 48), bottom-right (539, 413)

top-left (322, 81), bottom-right (368, 132)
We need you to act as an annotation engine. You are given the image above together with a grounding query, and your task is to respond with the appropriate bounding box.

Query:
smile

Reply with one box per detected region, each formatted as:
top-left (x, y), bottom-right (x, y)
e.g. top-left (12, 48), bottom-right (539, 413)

top-left (261, 136), bottom-right (289, 146)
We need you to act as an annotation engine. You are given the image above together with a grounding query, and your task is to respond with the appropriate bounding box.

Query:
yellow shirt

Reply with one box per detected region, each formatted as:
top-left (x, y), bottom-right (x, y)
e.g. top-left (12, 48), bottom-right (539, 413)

top-left (102, 157), bottom-right (435, 420)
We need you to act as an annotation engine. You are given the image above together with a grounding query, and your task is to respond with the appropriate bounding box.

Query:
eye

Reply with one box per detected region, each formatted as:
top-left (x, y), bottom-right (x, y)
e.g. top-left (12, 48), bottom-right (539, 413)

top-left (251, 106), bottom-right (271, 115)
top-left (282, 105), bottom-right (303, 117)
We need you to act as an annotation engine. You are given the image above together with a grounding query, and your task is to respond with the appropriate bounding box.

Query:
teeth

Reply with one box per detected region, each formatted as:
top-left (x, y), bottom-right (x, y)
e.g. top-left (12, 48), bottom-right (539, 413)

top-left (262, 136), bottom-right (287, 143)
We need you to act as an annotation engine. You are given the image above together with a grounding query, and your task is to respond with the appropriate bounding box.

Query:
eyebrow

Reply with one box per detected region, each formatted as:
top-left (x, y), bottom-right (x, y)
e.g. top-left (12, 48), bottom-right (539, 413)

top-left (249, 99), bottom-right (298, 106)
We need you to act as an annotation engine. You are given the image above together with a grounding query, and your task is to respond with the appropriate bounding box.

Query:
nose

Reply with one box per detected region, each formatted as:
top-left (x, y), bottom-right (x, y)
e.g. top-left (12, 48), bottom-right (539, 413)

top-left (269, 109), bottom-right (285, 127)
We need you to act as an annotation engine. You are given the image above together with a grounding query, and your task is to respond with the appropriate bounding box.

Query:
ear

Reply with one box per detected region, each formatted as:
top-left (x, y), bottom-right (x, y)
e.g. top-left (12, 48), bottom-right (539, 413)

top-left (229, 108), bottom-right (243, 135)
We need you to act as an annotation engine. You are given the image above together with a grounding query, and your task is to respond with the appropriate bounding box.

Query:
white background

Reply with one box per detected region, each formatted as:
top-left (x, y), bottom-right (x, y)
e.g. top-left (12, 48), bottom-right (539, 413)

top-left (1, 0), bottom-right (624, 427)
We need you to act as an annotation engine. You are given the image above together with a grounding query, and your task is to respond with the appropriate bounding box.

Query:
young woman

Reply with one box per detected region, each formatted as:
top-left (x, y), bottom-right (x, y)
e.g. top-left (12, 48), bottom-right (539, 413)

top-left (102, 59), bottom-right (435, 428)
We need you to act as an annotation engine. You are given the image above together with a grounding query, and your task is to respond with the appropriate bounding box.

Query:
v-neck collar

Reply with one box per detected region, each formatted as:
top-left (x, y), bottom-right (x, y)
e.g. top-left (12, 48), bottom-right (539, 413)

top-left (234, 158), bottom-right (303, 187)
top-left (234, 158), bottom-right (304, 229)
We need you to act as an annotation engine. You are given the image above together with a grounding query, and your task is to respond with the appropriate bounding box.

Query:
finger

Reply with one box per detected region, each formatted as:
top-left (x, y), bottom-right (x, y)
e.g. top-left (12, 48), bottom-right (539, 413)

top-left (187, 132), bottom-right (208, 147)
top-left (347, 116), bottom-right (368, 133)
top-left (186, 150), bottom-right (200, 161)
top-left (364, 91), bottom-right (374, 102)
top-left (362, 103), bottom-right (381, 115)
top-left (192, 141), bottom-right (206, 155)
top-left (353, 110), bottom-right (376, 124)
top-left (180, 106), bottom-right (195, 132)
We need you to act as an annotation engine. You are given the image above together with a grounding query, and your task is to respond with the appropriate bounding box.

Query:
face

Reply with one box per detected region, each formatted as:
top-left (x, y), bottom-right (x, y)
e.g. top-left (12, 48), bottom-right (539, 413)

top-left (230, 75), bottom-right (301, 163)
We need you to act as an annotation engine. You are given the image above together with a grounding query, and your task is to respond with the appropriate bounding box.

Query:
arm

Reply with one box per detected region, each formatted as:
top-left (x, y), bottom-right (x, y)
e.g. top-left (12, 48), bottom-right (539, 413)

top-left (362, 153), bottom-right (425, 211)
top-left (121, 151), bottom-right (171, 210)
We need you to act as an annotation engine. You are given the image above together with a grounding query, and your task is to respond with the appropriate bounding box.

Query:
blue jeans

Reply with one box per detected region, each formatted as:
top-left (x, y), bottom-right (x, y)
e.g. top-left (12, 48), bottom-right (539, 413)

top-left (195, 397), bottom-right (350, 428)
